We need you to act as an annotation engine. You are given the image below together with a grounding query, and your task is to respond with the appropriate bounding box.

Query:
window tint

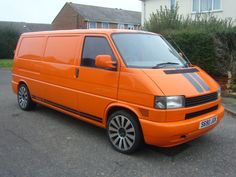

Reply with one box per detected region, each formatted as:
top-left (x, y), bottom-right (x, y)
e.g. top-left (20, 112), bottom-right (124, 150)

top-left (81, 37), bottom-right (115, 67)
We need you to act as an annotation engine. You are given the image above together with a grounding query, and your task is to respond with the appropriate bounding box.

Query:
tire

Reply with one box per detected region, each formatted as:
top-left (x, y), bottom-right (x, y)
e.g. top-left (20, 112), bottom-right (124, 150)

top-left (107, 110), bottom-right (142, 154)
top-left (17, 83), bottom-right (36, 111)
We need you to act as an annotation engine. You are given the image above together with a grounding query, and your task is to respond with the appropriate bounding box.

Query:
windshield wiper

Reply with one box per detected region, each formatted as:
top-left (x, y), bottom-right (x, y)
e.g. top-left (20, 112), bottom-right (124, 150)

top-left (152, 62), bottom-right (180, 69)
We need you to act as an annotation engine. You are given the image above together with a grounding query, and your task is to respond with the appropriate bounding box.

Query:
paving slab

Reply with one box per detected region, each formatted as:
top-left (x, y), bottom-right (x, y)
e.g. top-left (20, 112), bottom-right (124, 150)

top-left (222, 97), bottom-right (236, 117)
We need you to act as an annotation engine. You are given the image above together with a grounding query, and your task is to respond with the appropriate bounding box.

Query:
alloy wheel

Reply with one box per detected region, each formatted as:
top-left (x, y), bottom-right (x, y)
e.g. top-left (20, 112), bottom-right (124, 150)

top-left (18, 85), bottom-right (29, 109)
top-left (108, 115), bottom-right (136, 151)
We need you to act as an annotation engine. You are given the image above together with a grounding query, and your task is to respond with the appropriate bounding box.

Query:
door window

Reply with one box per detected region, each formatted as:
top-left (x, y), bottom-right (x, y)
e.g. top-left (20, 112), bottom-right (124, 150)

top-left (81, 37), bottom-right (115, 68)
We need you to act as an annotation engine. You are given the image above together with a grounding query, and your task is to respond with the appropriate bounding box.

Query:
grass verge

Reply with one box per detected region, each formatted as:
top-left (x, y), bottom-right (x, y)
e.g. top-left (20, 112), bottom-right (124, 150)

top-left (0, 59), bottom-right (13, 68)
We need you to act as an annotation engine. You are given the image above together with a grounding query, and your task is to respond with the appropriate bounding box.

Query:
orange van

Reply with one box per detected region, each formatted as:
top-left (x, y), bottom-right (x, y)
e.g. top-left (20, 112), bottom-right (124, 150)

top-left (12, 29), bottom-right (224, 153)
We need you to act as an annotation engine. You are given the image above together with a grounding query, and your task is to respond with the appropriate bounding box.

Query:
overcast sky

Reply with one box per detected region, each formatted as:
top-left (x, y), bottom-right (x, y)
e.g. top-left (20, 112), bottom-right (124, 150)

top-left (0, 0), bottom-right (141, 24)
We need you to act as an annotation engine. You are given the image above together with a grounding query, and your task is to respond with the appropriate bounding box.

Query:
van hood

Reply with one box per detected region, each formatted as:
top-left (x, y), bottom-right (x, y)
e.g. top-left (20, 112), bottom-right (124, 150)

top-left (142, 67), bottom-right (218, 97)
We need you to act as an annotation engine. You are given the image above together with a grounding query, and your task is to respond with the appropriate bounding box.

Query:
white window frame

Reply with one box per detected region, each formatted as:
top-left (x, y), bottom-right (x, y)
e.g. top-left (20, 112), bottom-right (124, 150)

top-left (128, 24), bottom-right (135, 30)
top-left (87, 21), bottom-right (97, 29)
top-left (118, 24), bottom-right (125, 29)
top-left (101, 22), bottom-right (109, 29)
top-left (192, 0), bottom-right (222, 13)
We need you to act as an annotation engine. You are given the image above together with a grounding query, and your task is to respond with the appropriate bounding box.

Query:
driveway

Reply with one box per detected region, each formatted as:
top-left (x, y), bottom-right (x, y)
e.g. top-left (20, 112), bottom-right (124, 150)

top-left (0, 68), bottom-right (236, 177)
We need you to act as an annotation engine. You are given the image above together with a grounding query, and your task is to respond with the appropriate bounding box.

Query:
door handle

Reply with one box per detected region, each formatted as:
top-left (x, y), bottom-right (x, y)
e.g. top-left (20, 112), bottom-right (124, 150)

top-left (75, 68), bottom-right (79, 78)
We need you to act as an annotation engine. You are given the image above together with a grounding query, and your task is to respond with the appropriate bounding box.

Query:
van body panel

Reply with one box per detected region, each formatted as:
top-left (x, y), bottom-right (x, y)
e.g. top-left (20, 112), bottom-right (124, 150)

top-left (140, 105), bottom-right (224, 147)
top-left (32, 96), bottom-right (106, 128)
top-left (118, 68), bottom-right (164, 105)
top-left (41, 36), bottom-right (82, 110)
top-left (76, 34), bottom-right (120, 120)
top-left (12, 36), bottom-right (47, 98)
top-left (77, 67), bottom-right (119, 119)
top-left (165, 98), bottom-right (220, 122)
top-left (12, 29), bottom-right (224, 149)
top-left (117, 67), bottom-right (167, 122)
top-left (142, 67), bottom-right (218, 97)
top-left (105, 101), bottom-right (166, 123)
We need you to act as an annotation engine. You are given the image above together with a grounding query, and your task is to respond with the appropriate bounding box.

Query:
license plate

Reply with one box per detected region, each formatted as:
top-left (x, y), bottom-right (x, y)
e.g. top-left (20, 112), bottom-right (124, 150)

top-left (199, 116), bottom-right (217, 129)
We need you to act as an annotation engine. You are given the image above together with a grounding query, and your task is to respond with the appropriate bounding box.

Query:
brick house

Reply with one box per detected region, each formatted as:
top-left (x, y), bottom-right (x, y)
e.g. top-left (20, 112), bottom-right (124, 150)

top-left (52, 2), bottom-right (141, 30)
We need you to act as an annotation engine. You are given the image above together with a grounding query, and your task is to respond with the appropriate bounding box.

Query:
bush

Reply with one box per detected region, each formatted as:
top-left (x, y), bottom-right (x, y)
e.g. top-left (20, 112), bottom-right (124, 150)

top-left (143, 6), bottom-right (184, 34)
top-left (214, 31), bottom-right (236, 77)
top-left (232, 78), bottom-right (236, 92)
top-left (143, 5), bottom-right (233, 34)
top-left (0, 27), bottom-right (20, 59)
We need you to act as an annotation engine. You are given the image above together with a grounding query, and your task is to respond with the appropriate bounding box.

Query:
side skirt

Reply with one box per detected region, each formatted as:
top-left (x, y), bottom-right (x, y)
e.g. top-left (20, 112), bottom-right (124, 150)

top-left (31, 95), bottom-right (103, 123)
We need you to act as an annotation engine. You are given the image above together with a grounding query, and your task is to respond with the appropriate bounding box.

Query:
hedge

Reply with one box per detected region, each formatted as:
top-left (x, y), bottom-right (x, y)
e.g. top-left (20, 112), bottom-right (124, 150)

top-left (165, 30), bottom-right (236, 77)
top-left (0, 28), bottom-right (20, 59)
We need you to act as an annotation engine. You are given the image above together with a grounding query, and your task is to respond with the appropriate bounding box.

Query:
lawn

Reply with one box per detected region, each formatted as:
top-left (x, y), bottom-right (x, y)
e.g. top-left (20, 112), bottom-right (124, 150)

top-left (0, 59), bottom-right (13, 68)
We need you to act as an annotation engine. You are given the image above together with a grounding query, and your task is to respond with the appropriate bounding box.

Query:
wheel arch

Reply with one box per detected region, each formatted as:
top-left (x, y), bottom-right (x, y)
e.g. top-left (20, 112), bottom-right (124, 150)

top-left (105, 103), bottom-right (145, 151)
top-left (105, 103), bottom-right (142, 126)
top-left (18, 80), bottom-right (29, 89)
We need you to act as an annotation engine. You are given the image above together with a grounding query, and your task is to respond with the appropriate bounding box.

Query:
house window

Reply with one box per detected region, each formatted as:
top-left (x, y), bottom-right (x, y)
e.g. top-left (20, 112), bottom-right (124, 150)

top-left (102, 22), bottom-right (109, 29)
top-left (128, 25), bottom-right (135, 30)
top-left (193, 0), bottom-right (199, 12)
top-left (213, 0), bottom-right (221, 10)
top-left (193, 0), bottom-right (221, 12)
top-left (88, 22), bottom-right (97, 29)
top-left (201, 0), bottom-right (212, 11)
top-left (171, 0), bottom-right (176, 9)
top-left (118, 24), bottom-right (125, 29)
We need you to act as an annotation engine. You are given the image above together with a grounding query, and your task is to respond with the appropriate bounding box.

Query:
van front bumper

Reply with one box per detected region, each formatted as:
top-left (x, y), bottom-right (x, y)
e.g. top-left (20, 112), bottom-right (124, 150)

top-left (140, 104), bottom-right (224, 147)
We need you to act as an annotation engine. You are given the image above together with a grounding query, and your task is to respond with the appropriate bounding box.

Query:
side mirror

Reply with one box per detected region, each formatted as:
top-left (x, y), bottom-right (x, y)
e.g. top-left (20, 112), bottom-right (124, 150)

top-left (95, 55), bottom-right (117, 69)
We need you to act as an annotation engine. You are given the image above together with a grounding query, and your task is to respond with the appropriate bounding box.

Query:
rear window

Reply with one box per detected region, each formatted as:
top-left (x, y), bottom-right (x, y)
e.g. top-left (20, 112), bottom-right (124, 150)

top-left (44, 36), bottom-right (79, 65)
top-left (18, 37), bottom-right (45, 60)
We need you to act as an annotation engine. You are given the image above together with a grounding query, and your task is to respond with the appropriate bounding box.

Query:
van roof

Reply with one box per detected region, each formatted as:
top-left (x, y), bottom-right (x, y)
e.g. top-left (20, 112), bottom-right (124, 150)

top-left (21, 29), bottom-right (156, 36)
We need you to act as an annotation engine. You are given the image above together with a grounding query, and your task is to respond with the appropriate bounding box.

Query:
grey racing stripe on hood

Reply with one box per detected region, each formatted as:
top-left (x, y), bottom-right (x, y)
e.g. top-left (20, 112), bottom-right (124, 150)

top-left (182, 73), bottom-right (204, 93)
top-left (190, 73), bottom-right (210, 91)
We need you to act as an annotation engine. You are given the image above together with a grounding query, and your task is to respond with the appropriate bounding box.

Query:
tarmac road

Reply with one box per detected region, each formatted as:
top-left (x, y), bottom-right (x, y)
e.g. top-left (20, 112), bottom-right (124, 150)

top-left (0, 68), bottom-right (236, 177)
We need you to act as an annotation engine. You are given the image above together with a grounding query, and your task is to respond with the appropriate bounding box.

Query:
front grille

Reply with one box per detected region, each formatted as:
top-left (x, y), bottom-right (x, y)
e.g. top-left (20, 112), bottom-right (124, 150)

top-left (185, 92), bottom-right (218, 107)
top-left (185, 105), bottom-right (218, 119)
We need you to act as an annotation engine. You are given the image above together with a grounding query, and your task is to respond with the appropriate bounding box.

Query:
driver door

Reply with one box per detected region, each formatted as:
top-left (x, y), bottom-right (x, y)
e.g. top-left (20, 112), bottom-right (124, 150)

top-left (76, 35), bottom-right (120, 123)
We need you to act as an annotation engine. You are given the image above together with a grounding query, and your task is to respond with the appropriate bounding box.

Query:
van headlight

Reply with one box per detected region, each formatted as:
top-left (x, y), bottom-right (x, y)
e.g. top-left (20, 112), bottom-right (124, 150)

top-left (217, 87), bottom-right (221, 98)
top-left (154, 96), bottom-right (185, 109)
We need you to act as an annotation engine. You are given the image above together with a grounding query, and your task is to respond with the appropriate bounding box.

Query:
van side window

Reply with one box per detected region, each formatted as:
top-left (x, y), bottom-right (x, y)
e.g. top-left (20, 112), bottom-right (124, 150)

top-left (81, 37), bottom-right (115, 67)
top-left (18, 37), bottom-right (45, 60)
top-left (44, 36), bottom-right (79, 65)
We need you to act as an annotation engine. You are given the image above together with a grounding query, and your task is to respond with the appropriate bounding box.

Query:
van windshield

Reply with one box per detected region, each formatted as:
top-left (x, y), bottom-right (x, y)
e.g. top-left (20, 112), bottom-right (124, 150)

top-left (112, 33), bottom-right (187, 68)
